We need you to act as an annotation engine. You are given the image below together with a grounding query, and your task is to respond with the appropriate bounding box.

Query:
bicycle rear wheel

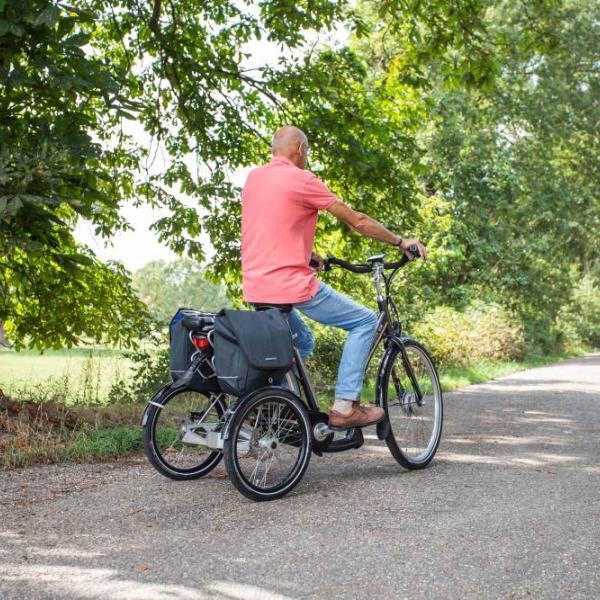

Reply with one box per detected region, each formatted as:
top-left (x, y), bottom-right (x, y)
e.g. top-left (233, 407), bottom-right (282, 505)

top-left (143, 386), bottom-right (225, 480)
top-left (224, 389), bottom-right (312, 501)
top-left (382, 339), bottom-right (443, 469)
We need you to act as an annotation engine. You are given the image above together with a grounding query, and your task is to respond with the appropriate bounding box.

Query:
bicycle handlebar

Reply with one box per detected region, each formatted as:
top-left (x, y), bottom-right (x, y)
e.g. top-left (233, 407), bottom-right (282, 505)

top-left (325, 257), bottom-right (372, 273)
top-left (322, 244), bottom-right (421, 274)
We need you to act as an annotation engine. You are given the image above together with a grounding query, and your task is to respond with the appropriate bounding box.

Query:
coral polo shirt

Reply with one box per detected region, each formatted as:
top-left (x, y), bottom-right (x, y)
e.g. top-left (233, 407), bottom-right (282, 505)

top-left (241, 156), bottom-right (338, 303)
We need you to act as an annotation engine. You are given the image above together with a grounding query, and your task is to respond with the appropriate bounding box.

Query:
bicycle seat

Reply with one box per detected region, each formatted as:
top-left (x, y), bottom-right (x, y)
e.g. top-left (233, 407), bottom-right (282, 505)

top-left (251, 303), bottom-right (293, 314)
top-left (181, 314), bottom-right (214, 330)
top-left (367, 254), bottom-right (385, 264)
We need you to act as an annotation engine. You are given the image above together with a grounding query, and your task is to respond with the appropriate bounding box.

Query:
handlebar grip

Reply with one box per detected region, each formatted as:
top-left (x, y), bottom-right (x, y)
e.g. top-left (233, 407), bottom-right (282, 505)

top-left (408, 244), bottom-right (420, 258)
top-left (382, 245), bottom-right (421, 269)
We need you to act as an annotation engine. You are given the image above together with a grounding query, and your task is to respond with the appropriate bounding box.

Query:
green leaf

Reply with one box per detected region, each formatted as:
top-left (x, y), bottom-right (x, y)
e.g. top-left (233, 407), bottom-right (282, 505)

top-left (65, 32), bottom-right (90, 46)
top-left (35, 5), bottom-right (60, 29)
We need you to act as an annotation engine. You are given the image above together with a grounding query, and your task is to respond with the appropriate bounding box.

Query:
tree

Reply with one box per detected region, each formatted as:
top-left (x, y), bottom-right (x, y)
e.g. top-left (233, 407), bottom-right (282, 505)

top-left (353, 0), bottom-right (600, 345)
top-left (0, 0), bottom-right (366, 347)
top-left (0, 0), bottom-right (151, 348)
top-left (427, 1), bottom-right (599, 333)
top-left (0, 0), bottom-right (506, 348)
top-left (132, 259), bottom-right (230, 327)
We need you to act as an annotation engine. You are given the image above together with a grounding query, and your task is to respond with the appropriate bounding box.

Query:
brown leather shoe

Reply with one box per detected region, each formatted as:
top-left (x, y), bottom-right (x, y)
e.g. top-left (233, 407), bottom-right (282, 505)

top-left (329, 404), bottom-right (385, 430)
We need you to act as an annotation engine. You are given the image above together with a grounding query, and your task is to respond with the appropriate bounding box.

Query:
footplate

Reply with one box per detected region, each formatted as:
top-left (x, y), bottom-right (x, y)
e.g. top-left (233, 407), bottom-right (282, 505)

top-left (181, 420), bottom-right (225, 450)
top-left (323, 427), bottom-right (364, 453)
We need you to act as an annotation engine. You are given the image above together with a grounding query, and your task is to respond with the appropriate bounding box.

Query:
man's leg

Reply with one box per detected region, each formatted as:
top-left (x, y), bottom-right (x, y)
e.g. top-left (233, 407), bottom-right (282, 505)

top-left (287, 309), bottom-right (315, 360)
top-left (295, 282), bottom-right (383, 428)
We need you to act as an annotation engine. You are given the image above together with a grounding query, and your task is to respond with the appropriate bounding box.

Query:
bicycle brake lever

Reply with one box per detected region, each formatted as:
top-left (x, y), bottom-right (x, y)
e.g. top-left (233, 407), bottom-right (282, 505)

top-left (310, 258), bottom-right (331, 272)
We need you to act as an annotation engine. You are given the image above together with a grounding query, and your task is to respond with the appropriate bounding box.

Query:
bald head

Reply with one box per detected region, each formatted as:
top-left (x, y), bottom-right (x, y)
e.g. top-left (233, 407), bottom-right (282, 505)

top-left (271, 126), bottom-right (309, 169)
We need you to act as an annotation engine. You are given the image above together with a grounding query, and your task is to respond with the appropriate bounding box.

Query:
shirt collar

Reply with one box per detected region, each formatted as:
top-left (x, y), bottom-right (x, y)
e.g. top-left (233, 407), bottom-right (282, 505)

top-left (270, 155), bottom-right (295, 167)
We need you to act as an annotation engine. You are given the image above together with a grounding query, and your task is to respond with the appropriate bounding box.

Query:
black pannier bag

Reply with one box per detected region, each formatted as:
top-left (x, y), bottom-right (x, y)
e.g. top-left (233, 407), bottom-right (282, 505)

top-left (169, 308), bottom-right (220, 393)
top-left (213, 308), bottom-right (294, 397)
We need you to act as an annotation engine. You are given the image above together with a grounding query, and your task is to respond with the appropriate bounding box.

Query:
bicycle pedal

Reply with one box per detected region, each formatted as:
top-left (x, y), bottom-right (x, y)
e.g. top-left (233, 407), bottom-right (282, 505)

top-left (327, 424), bottom-right (352, 432)
top-left (328, 424), bottom-right (370, 432)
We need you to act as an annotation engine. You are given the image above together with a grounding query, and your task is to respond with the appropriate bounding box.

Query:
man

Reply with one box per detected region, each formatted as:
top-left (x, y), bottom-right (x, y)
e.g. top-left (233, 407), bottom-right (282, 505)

top-left (241, 126), bottom-right (427, 430)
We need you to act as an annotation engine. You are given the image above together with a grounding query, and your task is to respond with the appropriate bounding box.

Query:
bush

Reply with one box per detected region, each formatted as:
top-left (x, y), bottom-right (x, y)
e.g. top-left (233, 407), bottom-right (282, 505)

top-left (305, 324), bottom-right (346, 394)
top-left (557, 274), bottom-right (600, 348)
top-left (105, 301), bottom-right (532, 400)
top-left (108, 333), bottom-right (170, 403)
top-left (282, 302), bottom-right (527, 392)
top-left (412, 303), bottom-right (525, 368)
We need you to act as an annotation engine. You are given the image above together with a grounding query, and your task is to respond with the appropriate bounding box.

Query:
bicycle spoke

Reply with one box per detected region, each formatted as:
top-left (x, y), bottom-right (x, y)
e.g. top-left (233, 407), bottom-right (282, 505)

top-left (153, 390), bottom-right (220, 471)
top-left (234, 397), bottom-right (307, 493)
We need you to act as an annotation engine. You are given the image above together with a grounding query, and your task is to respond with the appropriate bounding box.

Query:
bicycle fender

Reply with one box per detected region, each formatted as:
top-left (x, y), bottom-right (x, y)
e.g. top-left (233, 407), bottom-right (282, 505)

top-left (220, 386), bottom-right (301, 440)
top-left (375, 336), bottom-right (411, 441)
top-left (140, 382), bottom-right (173, 427)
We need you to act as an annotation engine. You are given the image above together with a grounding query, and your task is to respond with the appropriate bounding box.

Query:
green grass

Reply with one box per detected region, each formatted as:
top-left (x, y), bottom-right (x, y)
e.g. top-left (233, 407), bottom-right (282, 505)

top-left (438, 349), bottom-right (589, 391)
top-left (62, 425), bottom-right (143, 462)
top-left (1, 425), bottom-right (144, 470)
top-left (0, 347), bottom-right (132, 405)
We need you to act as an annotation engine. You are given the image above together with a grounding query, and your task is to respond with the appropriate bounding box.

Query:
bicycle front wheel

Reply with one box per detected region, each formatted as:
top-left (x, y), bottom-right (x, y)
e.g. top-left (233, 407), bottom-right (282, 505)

top-left (382, 339), bottom-right (443, 469)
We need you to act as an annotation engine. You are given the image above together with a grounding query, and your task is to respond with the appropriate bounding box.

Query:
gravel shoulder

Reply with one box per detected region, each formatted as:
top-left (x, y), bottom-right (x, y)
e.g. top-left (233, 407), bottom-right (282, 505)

top-left (1, 354), bottom-right (600, 600)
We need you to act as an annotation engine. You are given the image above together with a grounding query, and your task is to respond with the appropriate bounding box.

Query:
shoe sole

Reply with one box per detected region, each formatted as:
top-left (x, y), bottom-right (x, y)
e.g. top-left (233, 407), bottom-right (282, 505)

top-left (328, 414), bottom-right (386, 432)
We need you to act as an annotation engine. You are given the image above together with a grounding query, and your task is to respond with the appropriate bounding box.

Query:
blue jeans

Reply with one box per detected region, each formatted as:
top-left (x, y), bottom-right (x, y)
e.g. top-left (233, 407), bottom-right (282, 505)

top-left (288, 282), bottom-right (378, 401)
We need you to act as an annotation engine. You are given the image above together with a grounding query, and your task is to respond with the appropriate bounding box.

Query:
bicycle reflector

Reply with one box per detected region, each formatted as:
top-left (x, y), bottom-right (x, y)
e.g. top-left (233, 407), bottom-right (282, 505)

top-left (191, 335), bottom-right (209, 350)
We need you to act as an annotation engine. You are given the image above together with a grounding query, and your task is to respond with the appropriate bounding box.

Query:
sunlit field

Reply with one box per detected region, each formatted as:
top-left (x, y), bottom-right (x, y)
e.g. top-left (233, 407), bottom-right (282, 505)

top-left (0, 348), bottom-right (132, 405)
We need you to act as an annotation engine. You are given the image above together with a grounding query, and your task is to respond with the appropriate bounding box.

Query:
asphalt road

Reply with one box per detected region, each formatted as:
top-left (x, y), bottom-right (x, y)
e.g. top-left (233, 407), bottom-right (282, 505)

top-left (1, 354), bottom-right (600, 600)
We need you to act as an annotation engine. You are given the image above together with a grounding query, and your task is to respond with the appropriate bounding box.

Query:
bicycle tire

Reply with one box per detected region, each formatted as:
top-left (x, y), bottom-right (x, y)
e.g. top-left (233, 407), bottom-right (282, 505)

top-left (381, 338), bottom-right (443, 469)
top-left (143, 385), bottom-right (225, 480)
top-left (224, 388), bottom-right (312, 501)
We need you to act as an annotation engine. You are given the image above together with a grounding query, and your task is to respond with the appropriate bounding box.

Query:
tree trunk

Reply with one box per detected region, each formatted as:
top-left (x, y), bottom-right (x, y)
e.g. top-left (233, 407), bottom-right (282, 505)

top-left (0, 321), bottom-right (11, 348)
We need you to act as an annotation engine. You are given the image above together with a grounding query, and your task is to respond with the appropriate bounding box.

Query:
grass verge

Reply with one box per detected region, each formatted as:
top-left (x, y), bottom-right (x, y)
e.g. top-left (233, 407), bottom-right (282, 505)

top-left (317, 347), bottom-right (591, 408)
top-left (0, 398), bottom-right (143, 470)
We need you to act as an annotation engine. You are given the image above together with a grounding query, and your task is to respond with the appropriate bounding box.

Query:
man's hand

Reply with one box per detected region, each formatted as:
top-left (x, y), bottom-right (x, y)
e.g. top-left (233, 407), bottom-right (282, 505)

top-left (310, 251), bottom-right (326, 272)
top-left (399, 237), bottom-right (427, 261)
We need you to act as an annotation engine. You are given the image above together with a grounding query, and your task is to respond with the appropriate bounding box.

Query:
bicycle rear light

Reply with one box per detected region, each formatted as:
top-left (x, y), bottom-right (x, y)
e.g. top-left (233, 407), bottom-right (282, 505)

top-left (191, 336), bottom-right (209, 350)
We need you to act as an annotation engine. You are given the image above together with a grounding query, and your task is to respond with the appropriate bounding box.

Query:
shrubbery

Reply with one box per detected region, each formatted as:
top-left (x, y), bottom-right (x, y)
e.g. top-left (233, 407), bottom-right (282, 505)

top-left (557, 274), bottom-right (600, 348)
top-left (411, 303), bottom-right (526, 368)
top-left (108, 334), bottom-right (170, 404)
top-left (104, 290), bottom-right (598, 403)
top-left (305, 323), bottom-right (346, 393)
top-left (300, 302), bottom-right (528, 391)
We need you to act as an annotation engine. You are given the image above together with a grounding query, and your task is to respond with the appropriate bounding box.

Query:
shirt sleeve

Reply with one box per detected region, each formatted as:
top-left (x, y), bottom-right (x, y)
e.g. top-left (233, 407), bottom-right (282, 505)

top-left (301, 172), bottom-right (338, 211)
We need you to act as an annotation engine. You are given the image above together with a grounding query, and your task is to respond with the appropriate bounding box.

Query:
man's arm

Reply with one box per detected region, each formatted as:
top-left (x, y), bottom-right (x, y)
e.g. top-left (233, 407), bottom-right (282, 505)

top-left (327, 200), bottom-right (427, 259)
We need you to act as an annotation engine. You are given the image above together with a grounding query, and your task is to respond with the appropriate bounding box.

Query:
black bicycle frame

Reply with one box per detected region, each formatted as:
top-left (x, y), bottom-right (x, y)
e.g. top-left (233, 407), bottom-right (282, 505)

top-left (294, 260), bottom-right (423, 420)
